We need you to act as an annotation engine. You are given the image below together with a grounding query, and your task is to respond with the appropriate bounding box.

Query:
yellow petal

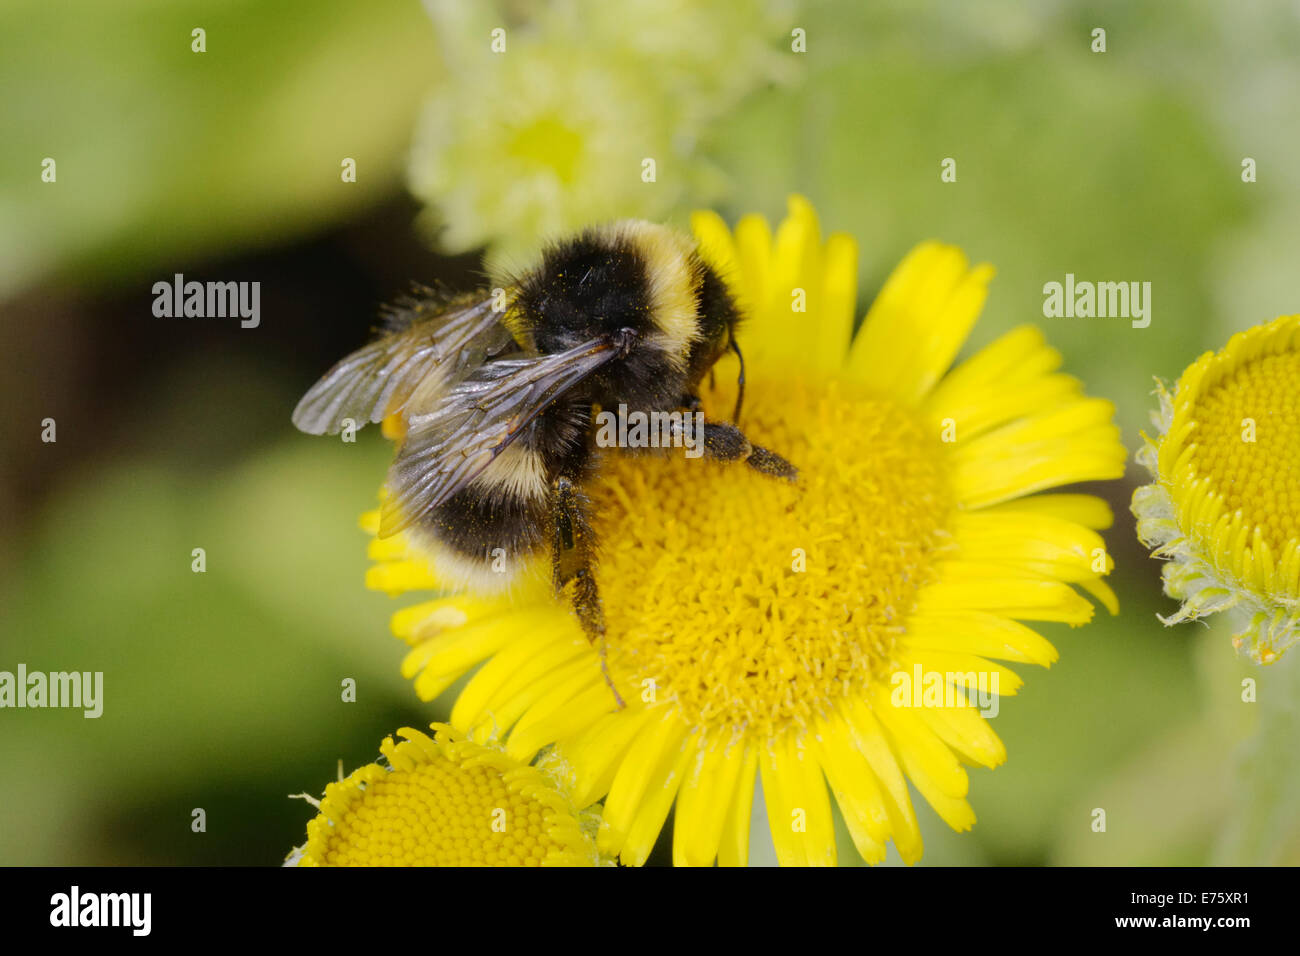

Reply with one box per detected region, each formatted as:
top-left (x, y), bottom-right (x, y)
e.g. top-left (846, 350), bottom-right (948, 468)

top-left (914, 704), bottom-right (1007, 769)
top-left (459, 654), bottom-right (592, 743)
top-left (847, 241), bottom-right (994, 405)
top-left (506, 679), bottom-right (614, 762)
top-left (717, 744), bottom-right (758, 867)
top-left (870, 685), bottom-right (969, 799)
top-left (874, 696), bottom-right (978, 833)
top-left (951, 511), bottom-right (1110, 584)
top-left (599, 710), bottom-right (688, 859)
top-left (898, 648), bottom-right (1025, 697)
top-left (673, 738), bottom-right (749, 867)
top-left (365, 559), bottom-right (438, 595)
top-left (759, 732), bottom-right (836, 866)
top-left (690, 209), bottom-right (741, 293)
top-left (916, 562), bottom-right (1097, 623)
top-left (981, 493), bottom-right (1114, 530)
top-left (559, 708), bottom-right (658, 809)
top-left (926, 324), bottom-right (1061, 410)
top-left (617, 728), bottom-right (693, 867)
top-left (903, 611), bottom-right (1059, 667)
top-left (840, 697), bottom-right (924, 864)
top-left (817, 232), bottom-right (859, 371)
top-left (923, 372), bottom-right (1083, 442)
top-left (812, 710), bottom-right (891, 864)
top-left (449, 627), bottom-right (587, 730)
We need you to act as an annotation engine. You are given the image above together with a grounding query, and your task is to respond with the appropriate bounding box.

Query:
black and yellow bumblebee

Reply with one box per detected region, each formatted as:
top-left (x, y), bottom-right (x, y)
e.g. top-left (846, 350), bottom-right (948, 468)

top-left (293, 221), bottom-right (797, 707)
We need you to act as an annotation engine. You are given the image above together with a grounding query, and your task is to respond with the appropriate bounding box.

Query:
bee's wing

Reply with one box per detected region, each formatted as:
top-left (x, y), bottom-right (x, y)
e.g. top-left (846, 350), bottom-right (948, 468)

top-left (292, 292), bottom-right (513, 436)
top-left (378, 337), bottom-right (620, 537)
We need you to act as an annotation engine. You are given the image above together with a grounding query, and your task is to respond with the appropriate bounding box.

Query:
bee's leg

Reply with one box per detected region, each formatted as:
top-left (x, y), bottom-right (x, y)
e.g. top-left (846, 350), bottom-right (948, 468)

top-left (673, 419), bottom-right (800, 482)
top-left (551, 475), bottom-right (625, 710)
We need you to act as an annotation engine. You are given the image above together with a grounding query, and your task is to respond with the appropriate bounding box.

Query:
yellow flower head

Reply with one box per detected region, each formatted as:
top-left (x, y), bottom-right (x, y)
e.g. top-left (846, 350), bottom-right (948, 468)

top-left (1133, 313), bottom-right (1300, 664)
top-left (365, 197), bottom-right (1126, 865)
top-left (410, 0), bottom-right (791, 265)
top-left (289, 724), bottom-right (600, 866)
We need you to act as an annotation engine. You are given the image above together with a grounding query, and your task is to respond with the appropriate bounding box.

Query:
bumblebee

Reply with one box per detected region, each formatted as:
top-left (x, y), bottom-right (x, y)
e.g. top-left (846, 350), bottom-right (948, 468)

top-left (293, 221), bottom-right (797, 707)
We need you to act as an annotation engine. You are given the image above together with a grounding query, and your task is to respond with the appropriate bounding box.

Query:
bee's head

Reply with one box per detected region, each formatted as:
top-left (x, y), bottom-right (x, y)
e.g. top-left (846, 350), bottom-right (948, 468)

top-left (515, 224), bottom-right (669, 355)
top-left (512, 221), bottom-right (739, 409)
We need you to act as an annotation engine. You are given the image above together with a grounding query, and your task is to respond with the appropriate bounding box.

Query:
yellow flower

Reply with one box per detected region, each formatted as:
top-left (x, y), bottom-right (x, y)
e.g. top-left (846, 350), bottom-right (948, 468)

top-left (1133, 313), bottom-right (1300, 664)
top-left (410, 0), bottom-right (792, 265)
top-left (365, 196), bottom-right (1126, 865)
top-left (288, 723), bottom-right (600, 866)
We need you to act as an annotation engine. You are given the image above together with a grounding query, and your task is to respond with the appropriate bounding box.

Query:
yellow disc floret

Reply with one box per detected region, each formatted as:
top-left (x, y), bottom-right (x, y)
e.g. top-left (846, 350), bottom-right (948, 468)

top-left (593, 374), bottom-right (954, 741)
top-left (293, 724), bottom-right (599, 866)
top-left (1185, 350), bottom-right (1300, 553)
top-left (1135, 313), bottom-right (1300, 663)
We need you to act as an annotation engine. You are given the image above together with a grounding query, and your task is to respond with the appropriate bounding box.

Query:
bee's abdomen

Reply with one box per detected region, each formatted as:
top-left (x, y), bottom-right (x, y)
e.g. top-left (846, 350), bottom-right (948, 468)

top-left (407, 442), bottom-right (554, 592)
top-left (410, 494), bottom-right (547, 593)
top-left (405, 401), bottom-right (593, 593)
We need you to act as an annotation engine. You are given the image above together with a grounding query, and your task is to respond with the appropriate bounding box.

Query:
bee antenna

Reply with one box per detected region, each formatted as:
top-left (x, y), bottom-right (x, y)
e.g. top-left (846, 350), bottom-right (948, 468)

top-left (729, 331), bottom-right (745, 424)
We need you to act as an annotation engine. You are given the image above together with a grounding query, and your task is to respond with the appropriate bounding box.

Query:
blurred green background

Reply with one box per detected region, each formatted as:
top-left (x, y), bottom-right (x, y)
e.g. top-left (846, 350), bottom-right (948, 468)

top-left (2, 0), bottom-right (1298, 865)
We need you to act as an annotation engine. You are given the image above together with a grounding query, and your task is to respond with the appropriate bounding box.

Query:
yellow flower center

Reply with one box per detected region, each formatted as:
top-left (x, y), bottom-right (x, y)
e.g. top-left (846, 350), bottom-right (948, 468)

top-left (302, 730), bottom-right (588, 866)
top-left (507, 115), bottom-right (584, 184)
top-left (592, 372), bottom-right (954, 741)
top-left (1188, 350), bottom-right (1300, 555)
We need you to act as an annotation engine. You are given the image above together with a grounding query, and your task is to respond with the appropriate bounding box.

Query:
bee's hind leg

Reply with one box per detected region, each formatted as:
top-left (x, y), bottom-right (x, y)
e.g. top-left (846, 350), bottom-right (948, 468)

top-left (676, 419), bottom-right (799, 483)
top-left (551, 474), bottom-right (625, 710)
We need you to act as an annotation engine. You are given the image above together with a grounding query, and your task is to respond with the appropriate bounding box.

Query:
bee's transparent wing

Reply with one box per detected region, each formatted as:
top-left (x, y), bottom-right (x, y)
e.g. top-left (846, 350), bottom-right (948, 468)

top-left (378, 337), bottom-right (620, 537)
top-left (292, 291), bottom-right (513, 436)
